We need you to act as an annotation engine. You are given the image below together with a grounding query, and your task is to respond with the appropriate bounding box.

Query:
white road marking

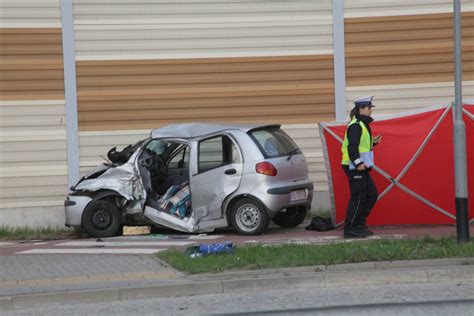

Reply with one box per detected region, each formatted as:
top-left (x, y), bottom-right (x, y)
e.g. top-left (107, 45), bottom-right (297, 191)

top-left (187, 235), bottom-right (223, 240)
top-left (16, 248), bottom-right (164, 255)
top-left (56, 241), bottom-right (196, 247)
top-left (105, 234), bottom-right (223, 241)
top-left (0, 242), bottom-right (13, 247)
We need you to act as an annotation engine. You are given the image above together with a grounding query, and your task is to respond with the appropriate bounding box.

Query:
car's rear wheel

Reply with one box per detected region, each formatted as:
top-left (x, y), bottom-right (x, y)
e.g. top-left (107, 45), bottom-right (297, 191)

top-left (272, 206), bottom-right (307, 228)
top-left (82, 200), bottom-right (121, 238)
top-left (231, 198), bottom-right (269, 235)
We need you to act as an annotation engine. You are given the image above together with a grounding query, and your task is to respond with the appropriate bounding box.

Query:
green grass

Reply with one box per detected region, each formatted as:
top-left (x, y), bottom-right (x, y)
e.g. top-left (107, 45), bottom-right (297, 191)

top-left (157, 237), bottom-right (474, 274)
top-left (0, 226), bottom-right (81, 241)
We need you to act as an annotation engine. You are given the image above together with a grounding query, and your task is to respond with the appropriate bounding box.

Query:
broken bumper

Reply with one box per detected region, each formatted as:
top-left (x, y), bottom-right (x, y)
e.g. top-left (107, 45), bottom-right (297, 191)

top-left (64, 195), bottom-right (92, 227)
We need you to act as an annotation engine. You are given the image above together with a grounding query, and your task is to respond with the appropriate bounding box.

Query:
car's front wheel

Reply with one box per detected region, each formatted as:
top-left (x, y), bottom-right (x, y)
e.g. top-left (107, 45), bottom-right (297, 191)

top-left (231, 198), bottom-right (269, 235)
top-left (82, 200), bottom-right (121, 238)
top-left (272, 206), bottom-right (307, 228)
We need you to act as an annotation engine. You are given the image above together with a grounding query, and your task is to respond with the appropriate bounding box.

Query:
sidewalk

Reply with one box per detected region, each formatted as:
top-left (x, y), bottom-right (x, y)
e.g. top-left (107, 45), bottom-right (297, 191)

top-left (1, 257), bottom-right (473, 311)
top-left (0, 224), bottom-right (472, 311)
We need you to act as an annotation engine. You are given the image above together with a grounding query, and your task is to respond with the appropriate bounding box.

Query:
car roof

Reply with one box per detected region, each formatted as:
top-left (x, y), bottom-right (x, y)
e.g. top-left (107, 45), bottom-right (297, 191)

top-left (150, 123), bottom-right (280, 139)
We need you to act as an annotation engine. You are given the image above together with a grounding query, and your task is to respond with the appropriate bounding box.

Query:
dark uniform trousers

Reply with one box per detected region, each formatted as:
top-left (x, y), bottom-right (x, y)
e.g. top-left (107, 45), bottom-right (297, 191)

top-left (343, 166), bottom-right (378, 228)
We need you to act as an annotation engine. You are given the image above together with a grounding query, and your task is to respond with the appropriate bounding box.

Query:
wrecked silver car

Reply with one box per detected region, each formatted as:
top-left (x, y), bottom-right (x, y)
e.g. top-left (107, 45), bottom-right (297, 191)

top-left (65, 123), bottom-right (313, 237)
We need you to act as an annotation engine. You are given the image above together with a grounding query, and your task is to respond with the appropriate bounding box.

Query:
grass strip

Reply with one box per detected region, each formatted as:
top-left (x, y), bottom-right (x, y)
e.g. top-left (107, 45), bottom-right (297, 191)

top-left (0, 226), bottom-right (80, 241)
top-left (157, 237), bottom-right (474, 274)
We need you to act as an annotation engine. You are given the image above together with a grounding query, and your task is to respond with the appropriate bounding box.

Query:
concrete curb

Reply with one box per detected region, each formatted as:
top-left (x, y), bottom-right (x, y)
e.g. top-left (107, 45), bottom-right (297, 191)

top-left (188, 257), bottom-right (474, 280)
top-left (1, 258), bottom-right (473, 311)
top-left (0, 270), bottom-right (178, 290)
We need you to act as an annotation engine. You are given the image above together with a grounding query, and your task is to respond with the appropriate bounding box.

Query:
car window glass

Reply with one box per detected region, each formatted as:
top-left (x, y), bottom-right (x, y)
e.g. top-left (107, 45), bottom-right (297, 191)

top-left (146, 140), bottom-right (169, 155)
top-left (168, 146), bottom-right (190, 170)
top-left (249, 128), bottom-right (300, 158)
top-left (198, 135), bottom-right (239, 173)
top-left (231, 143), bottom-right (241, 163)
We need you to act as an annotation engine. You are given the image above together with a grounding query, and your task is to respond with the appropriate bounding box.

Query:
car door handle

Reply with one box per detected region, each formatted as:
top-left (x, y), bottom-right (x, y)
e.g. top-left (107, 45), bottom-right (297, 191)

top-left (225, 168), bottom-right (237, 175)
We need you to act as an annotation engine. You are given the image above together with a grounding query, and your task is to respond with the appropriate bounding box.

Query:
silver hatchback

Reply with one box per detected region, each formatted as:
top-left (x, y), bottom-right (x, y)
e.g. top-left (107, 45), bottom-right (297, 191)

top-left (65, 123), bottom-right (313, 237)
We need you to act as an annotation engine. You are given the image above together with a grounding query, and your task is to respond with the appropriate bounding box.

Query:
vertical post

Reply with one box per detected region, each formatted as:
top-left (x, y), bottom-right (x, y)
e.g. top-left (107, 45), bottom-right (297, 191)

top-left (453, 0), bottom-right (470, 243)
top-left (60, 0), bottom-right (80, 188)
top-left (332, 0), bottom-right (347, 121)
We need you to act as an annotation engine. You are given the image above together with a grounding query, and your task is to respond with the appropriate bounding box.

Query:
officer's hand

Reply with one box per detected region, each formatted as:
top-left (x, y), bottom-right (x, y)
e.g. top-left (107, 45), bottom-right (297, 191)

top-left (374, 134), bottom-right (382, 144)
top-left (356, 164), bottom-right (365, 171)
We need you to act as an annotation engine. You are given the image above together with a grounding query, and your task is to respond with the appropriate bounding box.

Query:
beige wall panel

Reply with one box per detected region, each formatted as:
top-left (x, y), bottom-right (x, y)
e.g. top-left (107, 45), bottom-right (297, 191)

top-left (346, 81), bottom-right (474, 116)
top-left (73, 0), bottom-right (332, 60)
top-left (0, 3), bottom-right (66, 217)
top-left (0, 0), bottom-right (61, 27)
top-left (0, 28), bottom-right (64, 100)
top-left (0, 100), bottom-right (65, 131)
top-left (0, 175), bottom-right (66, 188)
top-left (0, 185), bottom-right (66, 199)
top-left (345, 13), bottom-right (474, 87)
top-left (0, 198), bottom-right (65, 209)
top-left (0, 100), bottom-right (67, 209)
top-left (344, 0), bottom-right (473, 18)
top-left (76, 55), bottom-right (334, 131)
top-left (79, 130), bottom-right (149, 172)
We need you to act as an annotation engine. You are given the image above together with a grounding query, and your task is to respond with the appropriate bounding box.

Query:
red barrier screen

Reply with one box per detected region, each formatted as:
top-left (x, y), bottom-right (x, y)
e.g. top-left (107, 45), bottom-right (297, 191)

top-left (320, 104), bottom-right (473, 225)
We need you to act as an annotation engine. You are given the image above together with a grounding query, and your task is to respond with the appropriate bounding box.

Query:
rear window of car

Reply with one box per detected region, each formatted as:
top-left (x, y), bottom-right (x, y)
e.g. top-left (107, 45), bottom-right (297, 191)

top-left (249, 127), bottom-right (301, 158)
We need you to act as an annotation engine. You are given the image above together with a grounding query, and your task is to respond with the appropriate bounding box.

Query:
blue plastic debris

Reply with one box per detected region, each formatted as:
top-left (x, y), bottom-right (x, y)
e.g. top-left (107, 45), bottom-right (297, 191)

top-left (184, 242), bottom-right (234, 258)
top-left (199, 242), bottom-right (234, 255)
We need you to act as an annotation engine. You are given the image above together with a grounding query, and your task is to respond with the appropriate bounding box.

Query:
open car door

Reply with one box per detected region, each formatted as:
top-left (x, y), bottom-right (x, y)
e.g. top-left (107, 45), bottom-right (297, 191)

top-left (190, 134), bottom-right (243, 221)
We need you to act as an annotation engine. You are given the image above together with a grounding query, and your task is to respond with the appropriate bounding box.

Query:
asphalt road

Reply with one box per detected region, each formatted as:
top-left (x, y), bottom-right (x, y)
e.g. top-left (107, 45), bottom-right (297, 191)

top-left (2, 280), bottom-right (473, 315)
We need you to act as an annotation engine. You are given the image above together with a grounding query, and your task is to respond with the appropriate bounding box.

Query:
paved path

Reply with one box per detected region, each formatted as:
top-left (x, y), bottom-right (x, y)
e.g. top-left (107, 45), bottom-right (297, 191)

top-left (1, 258), bottom-right (473, 311)
top-left (2, 234), bottom-right (222, 256)
top-left (0, 223), bottom-right (458, 256)
top-left (0, 223), bottom-right (468, 311)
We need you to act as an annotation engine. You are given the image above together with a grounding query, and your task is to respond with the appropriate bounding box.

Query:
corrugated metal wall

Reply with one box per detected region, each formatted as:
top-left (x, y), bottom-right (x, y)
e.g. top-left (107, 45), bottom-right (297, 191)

top-left (347, 81), bottom-right (474, 115)
top-left (1, 0), bottom-right (473, 226)
top-left (73, 0), bottom-right (332, 60)
top-left (0, 0), bottom-right (61, 27)
top-left (0, 0), bottom-right (67, 224)
top-left (74, 0), bottom-right (335, 200)
top-left (76, 56), bottom-right (334, 130)
top-left (344, 0), bottom-right (472, 18)
top-left (344, 2), bottom-right (474, 116)
top-left (79, 130), bottom-right (148, 174)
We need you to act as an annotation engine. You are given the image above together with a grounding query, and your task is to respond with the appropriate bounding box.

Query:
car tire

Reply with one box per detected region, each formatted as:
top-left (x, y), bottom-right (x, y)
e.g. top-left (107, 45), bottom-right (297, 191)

top-left (82, 200), bottom-right (121, 238)
top-left (272, 206), bottom-right (307, 228)
top-left (231, 198), bottom-right (269, 235)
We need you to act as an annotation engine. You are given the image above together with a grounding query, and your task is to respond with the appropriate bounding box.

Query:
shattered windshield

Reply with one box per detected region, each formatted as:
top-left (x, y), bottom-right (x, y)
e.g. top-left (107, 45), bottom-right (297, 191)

top-left (146, 140), bottom-right (170, 155)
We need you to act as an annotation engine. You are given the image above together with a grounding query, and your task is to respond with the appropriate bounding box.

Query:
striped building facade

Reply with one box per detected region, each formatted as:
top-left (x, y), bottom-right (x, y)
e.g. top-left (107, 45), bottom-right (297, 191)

top-left (0, 0), bottom-right (473, 227)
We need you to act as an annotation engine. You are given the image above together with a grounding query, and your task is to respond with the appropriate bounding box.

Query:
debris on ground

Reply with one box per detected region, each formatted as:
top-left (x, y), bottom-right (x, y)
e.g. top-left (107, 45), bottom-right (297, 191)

top-left (185, 241), bottom-right (234, 258)
top-left (122, 226), bottom-right (151, 236)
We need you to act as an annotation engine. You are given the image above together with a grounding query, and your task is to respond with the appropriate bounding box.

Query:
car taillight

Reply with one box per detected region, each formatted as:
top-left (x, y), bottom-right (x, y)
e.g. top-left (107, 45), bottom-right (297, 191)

top-left (255, 162), bottom-right (277, 176)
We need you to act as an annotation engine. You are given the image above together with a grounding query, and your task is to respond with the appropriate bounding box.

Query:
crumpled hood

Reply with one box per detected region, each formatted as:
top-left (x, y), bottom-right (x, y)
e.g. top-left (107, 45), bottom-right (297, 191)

top-left (74, 162), bottom-right (146, 201)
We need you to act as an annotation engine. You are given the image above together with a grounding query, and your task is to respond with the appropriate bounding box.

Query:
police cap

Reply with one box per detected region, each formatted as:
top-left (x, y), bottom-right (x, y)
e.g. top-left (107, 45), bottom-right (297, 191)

top-left (353, 95), bottom-right (375, 108)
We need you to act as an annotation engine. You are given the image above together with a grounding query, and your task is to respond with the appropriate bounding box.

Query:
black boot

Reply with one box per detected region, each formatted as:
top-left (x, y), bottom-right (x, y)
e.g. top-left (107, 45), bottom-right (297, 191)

top-left (357, 218), bottom-right (374, 236)
top-left (358, 225), bottom-right (374, 236)
top-left (343, 226), bottom-right (366, 239)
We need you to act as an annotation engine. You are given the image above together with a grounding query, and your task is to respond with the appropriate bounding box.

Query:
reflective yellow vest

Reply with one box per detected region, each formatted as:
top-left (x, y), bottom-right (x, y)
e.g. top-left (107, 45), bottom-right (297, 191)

top-left (341, 118), bottom-right (374, 169)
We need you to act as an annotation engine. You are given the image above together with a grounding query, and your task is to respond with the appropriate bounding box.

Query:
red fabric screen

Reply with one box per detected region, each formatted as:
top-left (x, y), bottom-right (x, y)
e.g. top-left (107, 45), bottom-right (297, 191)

top-left (321, 104), bottom-right (473, 226)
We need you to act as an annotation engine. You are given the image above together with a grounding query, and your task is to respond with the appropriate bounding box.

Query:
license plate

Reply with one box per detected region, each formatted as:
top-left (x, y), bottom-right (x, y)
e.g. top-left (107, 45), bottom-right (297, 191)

top-left (290, 189), bottom-right (307, 202)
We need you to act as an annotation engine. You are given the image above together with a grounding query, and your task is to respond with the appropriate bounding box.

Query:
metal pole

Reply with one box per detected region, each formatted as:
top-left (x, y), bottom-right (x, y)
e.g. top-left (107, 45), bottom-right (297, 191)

top-left (60, 0), bottom-right (80, 188)
top-left (332, 0), bottom-right (347, 121)
top-left (453, 0), bottom-right (470, 243)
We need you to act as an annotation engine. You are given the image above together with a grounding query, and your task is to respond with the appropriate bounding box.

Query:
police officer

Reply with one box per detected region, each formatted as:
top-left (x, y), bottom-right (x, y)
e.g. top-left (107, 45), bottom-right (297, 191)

top-left (341, 96), bottom-right (381, 238)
